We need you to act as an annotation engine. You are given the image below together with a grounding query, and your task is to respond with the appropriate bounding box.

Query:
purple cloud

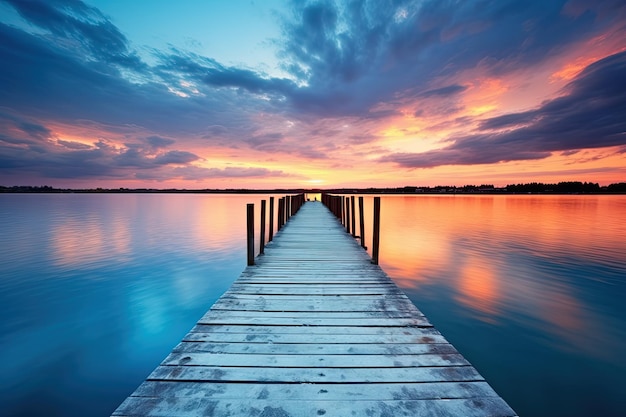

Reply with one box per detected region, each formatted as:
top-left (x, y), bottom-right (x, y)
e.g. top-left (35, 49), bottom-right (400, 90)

top-left (382, 51), bottom-right (626, 168)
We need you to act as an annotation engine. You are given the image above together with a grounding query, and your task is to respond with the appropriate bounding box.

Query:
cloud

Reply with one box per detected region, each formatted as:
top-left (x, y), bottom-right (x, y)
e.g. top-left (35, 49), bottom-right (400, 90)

top-left (0, 16), bottom-right (267, 141)
top-left (418, 84), bottom-right (468, 98)
top-left (1, 0), bottom-right (625, 185)
top-left (381, 51), bottom-right (626, 168)
top-left (145, 136), bottom-right (175, 149)
top-left (244, 132), bottom-right (285, 150)
top-left (0, 111), bottom-right (52, 146)
top-left (171, 166), bottom-right (289, 180)
top-left (0, 111), bottom-right (202, 179)
top-left (154, 150), bottom-right (199, 165)
top-left (271, 0), bottom-right (626, 116)
top-left (3, 0), bottom-right (144, 68)
top-left (57, 140), bottom-right (92, 150)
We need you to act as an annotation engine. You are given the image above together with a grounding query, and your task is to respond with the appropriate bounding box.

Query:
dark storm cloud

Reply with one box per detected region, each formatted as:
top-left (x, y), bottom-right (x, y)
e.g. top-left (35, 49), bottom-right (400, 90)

top-left (381, 51), bottom-right (626, 168)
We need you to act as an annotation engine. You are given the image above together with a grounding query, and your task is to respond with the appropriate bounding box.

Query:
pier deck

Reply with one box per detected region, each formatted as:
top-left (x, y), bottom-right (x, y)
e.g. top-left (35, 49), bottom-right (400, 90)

top-left (113, 201), bottom-right (516, 416)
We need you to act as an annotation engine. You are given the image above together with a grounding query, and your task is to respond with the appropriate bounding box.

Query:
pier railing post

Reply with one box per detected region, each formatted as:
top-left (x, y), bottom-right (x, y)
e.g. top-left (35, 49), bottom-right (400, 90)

top-left (269, 196), bottom-right (274, 242)
top-left (260, 199), bottom-right (266, 255)
top-left (338, 196), bottom-right (342, 225)
top-left (345, 197), bottom-right (351, 234)
top-left (247, 203), bottom-right (254, 266)
top-left (359, 196), bottom-right (366, 249)
top-left (372, 197), bottom-right (381, 265)
top-left (278, 197), bottom-right (285, 230)
top-left (350, 195), bottom-right (356, 237)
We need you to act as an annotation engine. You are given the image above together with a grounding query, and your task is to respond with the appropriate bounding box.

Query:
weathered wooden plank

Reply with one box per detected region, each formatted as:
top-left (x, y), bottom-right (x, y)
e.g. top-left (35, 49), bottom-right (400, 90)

top-left (130, 380), bottom-right (500, 401)
top-left (195, 317), bottom-right (432, 327)
top-left (229, 283), bottom-right (397, 287)
top-left (148, 364), bottom-right (483, 383)
top-left (226, 285), bottom-right (401, 294)
top-left (221, 293), bottom-right (410, 300)
top-left (113, 397), bottom-right (517, 417)
top-left (172, 341), bottom-right (458, 355)
top-left (226, 289), bottom-right (402, 296)
top-left (210, 298), bottom-right (422, 313)
top-left (202, 310), bottom-right (424, 319)
top-left (234, 279), bottom-right (394, 284)
top-left (183, 331), bottom-right (448, 344)
top-left (192, 323), bottom-right (433, 334)
top-left (161, 352), bottom-right (470, 367)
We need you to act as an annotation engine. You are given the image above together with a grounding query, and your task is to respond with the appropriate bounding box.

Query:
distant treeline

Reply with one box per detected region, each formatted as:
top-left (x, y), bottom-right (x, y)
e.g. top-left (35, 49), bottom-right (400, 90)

top-left (2, 181), bottom-right (625, 194)
top-left (331, 182), bottom-right (626, 194)
top-left (504, 181), bottom-right (626, 193)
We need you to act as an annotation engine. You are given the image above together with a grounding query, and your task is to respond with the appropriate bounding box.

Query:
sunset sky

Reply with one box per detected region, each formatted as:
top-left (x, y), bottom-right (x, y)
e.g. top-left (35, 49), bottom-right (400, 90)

top-left (1, 0), bottom-right (625, 188)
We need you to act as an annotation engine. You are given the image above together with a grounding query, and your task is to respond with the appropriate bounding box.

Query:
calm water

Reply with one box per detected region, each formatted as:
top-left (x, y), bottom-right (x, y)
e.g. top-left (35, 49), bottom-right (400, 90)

top-left (1, 194), bottom-right (625, 417)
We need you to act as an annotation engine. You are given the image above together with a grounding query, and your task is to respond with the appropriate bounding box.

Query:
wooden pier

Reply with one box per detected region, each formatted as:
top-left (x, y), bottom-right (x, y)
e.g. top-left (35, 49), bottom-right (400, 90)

top-left (113, 200), bottom-right (517, 417)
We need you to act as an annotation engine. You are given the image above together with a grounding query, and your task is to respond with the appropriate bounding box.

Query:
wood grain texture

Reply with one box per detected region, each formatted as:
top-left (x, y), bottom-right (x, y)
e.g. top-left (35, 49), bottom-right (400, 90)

top-left (112, 201), bottom-right (517, 417)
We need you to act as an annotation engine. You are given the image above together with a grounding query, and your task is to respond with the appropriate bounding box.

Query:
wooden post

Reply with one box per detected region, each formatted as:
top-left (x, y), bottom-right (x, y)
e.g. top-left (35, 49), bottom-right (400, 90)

top-left (278, 197), bottom-right (284, 230)
top-left (345, 197), bottom-right (351, 234)
top-left (260, 199), bottom-right (266, 255)
top-left (287, 196), bottom-right (291, 221)
top-left (359, 196), bottom-right (365, 249)
top-left (372, 197), bottom-right (380, 265)
top-left (292, 194), bottom-right (298, 216)
top-left (340, 196), bottom-right (344, 226)
top-left (269, 196), bottom-right (274, 242)
top-left (350, 195), bottom-right (356, 237)
top-left (280, 197), bottom-right (285, 229)
top-left (247, 203), bottom-right (254, 266)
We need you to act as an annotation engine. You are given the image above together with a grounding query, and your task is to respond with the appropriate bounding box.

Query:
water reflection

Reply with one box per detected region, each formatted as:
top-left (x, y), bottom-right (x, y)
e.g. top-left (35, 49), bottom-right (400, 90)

top-left (0, 193), bottom-right (281, 417)
top-left (1, 194), bottom-right (625, 417)
top-left (366, 194), bottom-right (626, 417)
top-left (456, 254), bottom-right (501, 321)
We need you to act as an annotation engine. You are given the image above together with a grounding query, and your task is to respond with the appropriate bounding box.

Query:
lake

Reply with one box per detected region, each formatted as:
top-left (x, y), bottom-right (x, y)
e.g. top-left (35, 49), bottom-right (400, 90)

top-left (1, 193), bottom-right (625, 416)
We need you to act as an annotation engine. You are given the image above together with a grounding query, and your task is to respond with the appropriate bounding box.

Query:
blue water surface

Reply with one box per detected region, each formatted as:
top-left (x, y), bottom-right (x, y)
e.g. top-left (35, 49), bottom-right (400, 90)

top-left (1, 193), bottom-right (625, 417)
top-left (0, 194), bottom-right (264, 416)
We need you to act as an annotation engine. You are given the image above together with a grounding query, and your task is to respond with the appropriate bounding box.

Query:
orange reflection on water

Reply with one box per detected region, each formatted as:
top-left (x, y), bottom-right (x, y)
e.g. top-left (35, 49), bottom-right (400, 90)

top-left (380, 228), bottom-right (451, 289)
top-left (456, 256), bottom-right (501, 322)
top-left (51, 214), bottom-right (133, 268)
top-left (372, 195), bottom-right (626, 329)
top-left (51, 217), bottom-right (107, 267)
top-left (371, 196), bottom-right (454, 288)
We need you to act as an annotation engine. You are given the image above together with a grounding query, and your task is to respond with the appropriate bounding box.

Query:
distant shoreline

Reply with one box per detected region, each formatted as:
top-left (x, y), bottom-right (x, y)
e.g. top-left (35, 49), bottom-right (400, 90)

top-left (2, 182), bottom-right (625, 195)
